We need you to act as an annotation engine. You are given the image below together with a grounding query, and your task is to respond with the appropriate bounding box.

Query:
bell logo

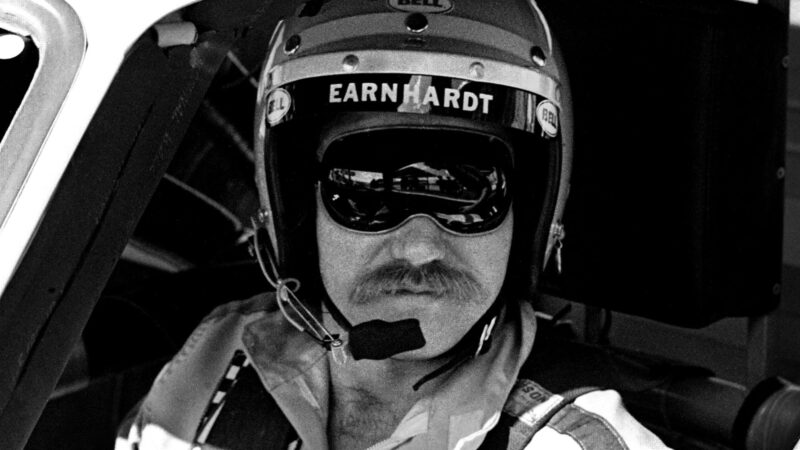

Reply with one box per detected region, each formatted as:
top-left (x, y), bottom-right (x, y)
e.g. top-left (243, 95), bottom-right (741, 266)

top-left (266, 88), bottom-right (291, 125)
top-left (388, 0), bottom-right (454, 13)
top-left (536, 100), bottom-right (559, 137)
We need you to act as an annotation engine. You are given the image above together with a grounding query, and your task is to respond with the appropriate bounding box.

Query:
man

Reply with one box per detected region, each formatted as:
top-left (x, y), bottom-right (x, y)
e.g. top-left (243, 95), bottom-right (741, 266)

top-left (118, 1), bottom-right (670, 448)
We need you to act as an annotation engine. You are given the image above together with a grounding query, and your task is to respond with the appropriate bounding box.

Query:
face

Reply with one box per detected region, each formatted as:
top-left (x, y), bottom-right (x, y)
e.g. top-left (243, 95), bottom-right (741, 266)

top-left (317, 194), bottom-right (513, 359)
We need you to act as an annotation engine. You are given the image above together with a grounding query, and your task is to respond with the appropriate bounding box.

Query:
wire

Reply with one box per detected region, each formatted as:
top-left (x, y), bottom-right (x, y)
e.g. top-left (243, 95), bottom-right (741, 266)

top-left (201, 100), bottom-right (255, 164)
top-left (249, 215), bottom-right (344, 352)
top-left (224, 51), bottom-right (259, 89)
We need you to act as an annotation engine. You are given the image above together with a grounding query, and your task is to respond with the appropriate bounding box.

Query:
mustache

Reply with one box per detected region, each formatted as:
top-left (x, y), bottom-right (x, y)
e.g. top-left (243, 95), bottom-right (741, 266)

top-left (350, 260), bottom-right (485, 305)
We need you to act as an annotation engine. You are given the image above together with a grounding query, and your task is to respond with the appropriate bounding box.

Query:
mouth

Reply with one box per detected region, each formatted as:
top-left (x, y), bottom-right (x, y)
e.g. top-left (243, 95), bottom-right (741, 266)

top-left (383, 288), bottom-right (444, 298)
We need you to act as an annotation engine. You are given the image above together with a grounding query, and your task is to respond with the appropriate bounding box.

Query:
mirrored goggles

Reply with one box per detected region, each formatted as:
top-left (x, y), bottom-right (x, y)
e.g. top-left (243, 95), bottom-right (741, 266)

top-left (319, 129), bottom-right (513, 235)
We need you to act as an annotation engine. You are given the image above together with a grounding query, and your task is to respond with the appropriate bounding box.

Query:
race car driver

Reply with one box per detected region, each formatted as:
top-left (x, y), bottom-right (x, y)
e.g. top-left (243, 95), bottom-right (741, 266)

top-left (117, 0), bottom-right (670, 448)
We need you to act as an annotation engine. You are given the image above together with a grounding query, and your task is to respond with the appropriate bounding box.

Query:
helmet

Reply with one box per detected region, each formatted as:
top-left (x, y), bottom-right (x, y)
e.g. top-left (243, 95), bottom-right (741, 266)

top-left (252, 0), bottom-right (572, 365)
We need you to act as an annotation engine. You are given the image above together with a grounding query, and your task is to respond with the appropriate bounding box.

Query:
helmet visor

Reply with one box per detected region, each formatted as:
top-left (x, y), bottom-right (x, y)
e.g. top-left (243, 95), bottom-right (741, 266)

top-left (320, 128), bottom-right (512, 234)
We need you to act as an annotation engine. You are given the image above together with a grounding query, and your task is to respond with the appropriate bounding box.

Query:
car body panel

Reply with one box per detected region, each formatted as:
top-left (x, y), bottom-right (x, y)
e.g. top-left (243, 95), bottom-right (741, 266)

top-left (0, 0), bottom-right (201, 300)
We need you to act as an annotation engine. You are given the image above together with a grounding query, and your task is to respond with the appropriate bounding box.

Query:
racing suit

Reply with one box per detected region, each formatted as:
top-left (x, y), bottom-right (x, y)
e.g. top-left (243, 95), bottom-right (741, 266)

top-left (116, 293), bottom-right (670, 449)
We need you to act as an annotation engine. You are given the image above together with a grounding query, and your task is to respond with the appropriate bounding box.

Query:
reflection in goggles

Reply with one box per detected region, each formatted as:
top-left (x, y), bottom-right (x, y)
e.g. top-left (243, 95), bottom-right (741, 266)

top-left (324, 161), bottom-right (507, 233)
top-left (319, 128), bottom-right (514, 234)
top-left (328, 163), bottom-right (501, 205)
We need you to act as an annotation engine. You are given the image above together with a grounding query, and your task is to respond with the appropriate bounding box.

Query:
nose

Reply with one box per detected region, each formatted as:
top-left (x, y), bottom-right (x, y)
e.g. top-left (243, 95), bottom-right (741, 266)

top-left (389, 215), bottom-right (446, 267)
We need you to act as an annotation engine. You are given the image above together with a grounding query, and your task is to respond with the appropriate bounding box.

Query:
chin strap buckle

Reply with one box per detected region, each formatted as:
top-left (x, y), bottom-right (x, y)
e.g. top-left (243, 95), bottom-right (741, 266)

top-left (329, 339), bottom-right (348, 365)
top-left (474, 316), bottom-right (498, 357)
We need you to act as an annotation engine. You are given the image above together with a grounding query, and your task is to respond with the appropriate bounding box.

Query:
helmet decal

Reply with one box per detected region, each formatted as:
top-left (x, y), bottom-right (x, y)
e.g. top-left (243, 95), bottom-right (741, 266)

top-left (266, 88), bottom-right (292, 125)
top-left (329, 79), bottom-right (493, 115)
top-left (266, 74), bottom-right (560, 137)
top-left (535, 100), bottom-right (558, 137)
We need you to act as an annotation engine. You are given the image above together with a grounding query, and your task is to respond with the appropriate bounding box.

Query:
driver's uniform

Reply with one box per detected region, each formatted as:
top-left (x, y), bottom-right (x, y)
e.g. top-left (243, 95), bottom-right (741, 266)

top-left (116, 293), bottom-right (670, 449)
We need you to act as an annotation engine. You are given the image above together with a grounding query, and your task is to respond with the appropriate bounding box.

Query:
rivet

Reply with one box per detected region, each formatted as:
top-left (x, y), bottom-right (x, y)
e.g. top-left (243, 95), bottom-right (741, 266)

top-left (406, 13), bottom-right (429, 33)
top-left (772, 283), bottom-right (782, 296)
top-left (777, 167), bottom-right (786, 180)
top-left (782, 55), bottom-right (790, 69)
top-left (530, 46), bottom-right (546, 67)
top-left (342, 54), bottom-right (359, 72)
top-left (469, 62), bottom-right (485, 79)
top-left (284, 34), bottom-right (301, 55)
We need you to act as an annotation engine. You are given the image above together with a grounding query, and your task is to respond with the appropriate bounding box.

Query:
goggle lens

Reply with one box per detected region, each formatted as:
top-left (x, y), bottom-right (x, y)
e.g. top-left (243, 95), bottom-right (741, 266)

top-left (320, 129), bottom-right (512, 234)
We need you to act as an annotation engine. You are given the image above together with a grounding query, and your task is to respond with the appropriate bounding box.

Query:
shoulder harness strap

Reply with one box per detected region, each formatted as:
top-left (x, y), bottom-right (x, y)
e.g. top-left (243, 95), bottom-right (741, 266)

top-left (480, 379), bottom-right (599, 449)
top-left (193, 350), bottom-right (300, 449)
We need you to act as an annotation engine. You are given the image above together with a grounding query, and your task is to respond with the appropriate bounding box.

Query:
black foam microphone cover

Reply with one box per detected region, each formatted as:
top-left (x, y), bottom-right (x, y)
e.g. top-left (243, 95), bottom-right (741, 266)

top-left (348, 318), bottom-right (426, 360)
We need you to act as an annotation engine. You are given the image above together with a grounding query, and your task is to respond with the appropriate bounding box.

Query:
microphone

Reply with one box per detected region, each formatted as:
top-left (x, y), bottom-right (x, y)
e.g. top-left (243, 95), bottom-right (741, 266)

top-left (348, 318), bottom-right (426, 360)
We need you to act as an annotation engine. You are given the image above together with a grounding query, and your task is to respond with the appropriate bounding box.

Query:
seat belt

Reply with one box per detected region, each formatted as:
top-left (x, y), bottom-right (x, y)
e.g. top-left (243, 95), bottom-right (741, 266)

top-left (479, 379), bottom-right (599, 449)
top-left (195, 350), bottom-right (598, 450)
top-left (194, 350), bottom-right (300, 449)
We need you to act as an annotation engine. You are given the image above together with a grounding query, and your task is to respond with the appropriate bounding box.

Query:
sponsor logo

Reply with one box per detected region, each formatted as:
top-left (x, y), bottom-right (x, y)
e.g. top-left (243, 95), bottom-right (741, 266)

top-left (503, 379), bottom-right (554, 419)
top-left (388, 0), bottom-right (454, 14)
top-left (266, 88), bottom-right (291, 125)
top-left (329, 82), bottom-right (493, 114)
top-left (536, 100), bottom-right (559, 137)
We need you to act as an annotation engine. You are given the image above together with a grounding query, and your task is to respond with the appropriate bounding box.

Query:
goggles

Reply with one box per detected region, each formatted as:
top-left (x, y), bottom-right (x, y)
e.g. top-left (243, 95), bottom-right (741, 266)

top-left (319, 128), bottom-right (513, 235)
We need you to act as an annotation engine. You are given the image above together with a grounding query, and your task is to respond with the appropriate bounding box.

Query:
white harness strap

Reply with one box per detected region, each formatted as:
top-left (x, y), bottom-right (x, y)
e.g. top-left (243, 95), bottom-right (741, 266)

top-left (484, 379), bottom-right (599, 449)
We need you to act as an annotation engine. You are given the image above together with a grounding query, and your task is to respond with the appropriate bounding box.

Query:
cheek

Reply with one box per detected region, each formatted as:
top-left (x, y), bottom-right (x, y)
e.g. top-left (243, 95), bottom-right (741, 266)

top-left (460, 218), bottom-right (513, 299)
top-left (317, 220), bottom-right (346, 298)
top-left (317, 214), bottom-right (366, 304)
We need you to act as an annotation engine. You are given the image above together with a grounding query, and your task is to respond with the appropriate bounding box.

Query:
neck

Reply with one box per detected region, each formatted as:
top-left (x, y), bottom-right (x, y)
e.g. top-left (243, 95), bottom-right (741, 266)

top-left (327, 353), bottom-right (452, 449)
top-left (321, 301), bottom-right (506, 448)
top-left (332, 349), bottom-right (451, 394)
top-left (324, 316), bottom-right (454, 450)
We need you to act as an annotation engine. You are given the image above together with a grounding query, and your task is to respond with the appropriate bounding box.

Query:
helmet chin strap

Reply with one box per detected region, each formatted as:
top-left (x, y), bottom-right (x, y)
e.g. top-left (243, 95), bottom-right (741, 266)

top-left (320, 290), bottom-right (505, 392)
top-left (251, 214), bottom-right (502, 388)
top-left (410, 296), bottom-right (503, 391)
